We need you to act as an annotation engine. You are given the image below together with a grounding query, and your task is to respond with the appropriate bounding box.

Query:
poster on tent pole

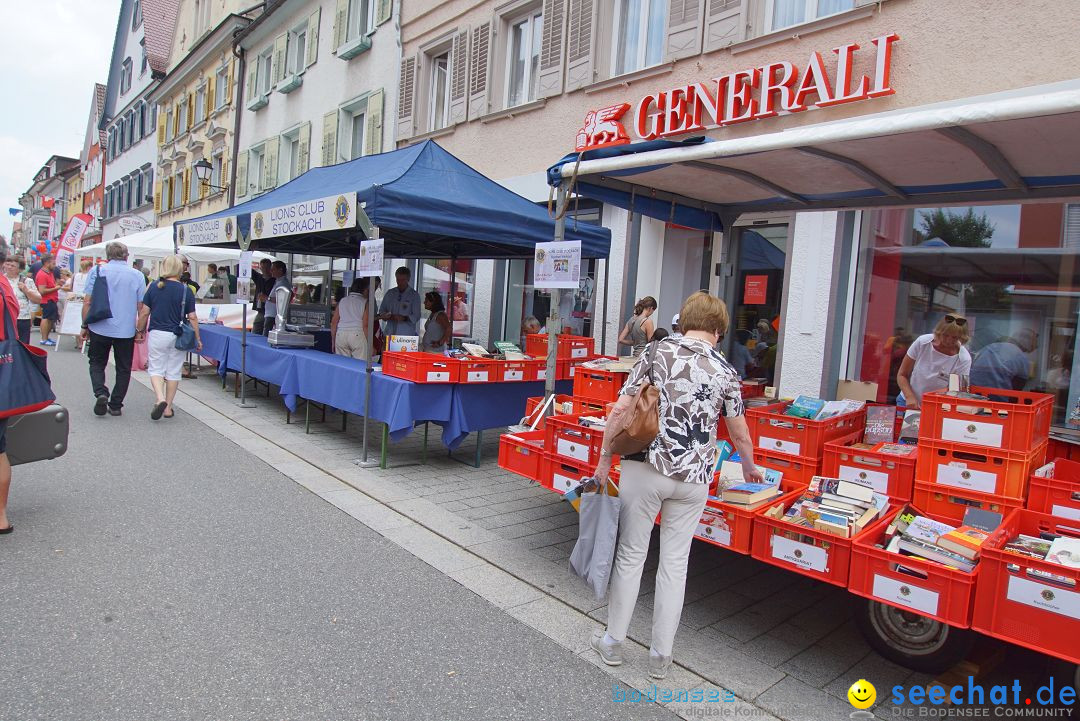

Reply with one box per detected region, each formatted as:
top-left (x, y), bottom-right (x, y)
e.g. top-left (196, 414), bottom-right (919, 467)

top-left (533, 240), bottom-right (581, 289)
top-left (357, 238), bottom-right (384, 277)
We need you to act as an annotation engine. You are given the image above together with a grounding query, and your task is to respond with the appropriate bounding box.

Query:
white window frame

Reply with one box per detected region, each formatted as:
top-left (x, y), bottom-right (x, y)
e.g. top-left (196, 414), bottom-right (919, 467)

top-left (195, 0), bottom-right (212, 36)
top-left (258, 47), bottom-right (274, 96)
top-left (165, 107), bottom-right (174, 141)
top-left (215, 65), bottom-right (229, 109)
top-left (504, 7), bottom-right (543, 109)
top-left (764, 0), bottom-right (854, 33)
top-left (172, 170), bottom-right (184, 207)
top-left (132, 0), bottom-right (142, 29)
top-left (280, 127), bottom-right (302, 181)
top-left (339, 95), bottom-right (370, 161)
top-left (142, 167), bottom-right (154, 204)
top-left (120, 58), bottom-right (133, 94)
top-left (195, 84), bottom-right (206, 123)
top-left (288, 23), bottom-right (308, 74)
top-left (189, 164), bottom-right (201, 201)
top-left (210, 150), bottom-right (224, 192)
top-left (611, 0), bottom-right (667, 77)
top-left (248, 144), bottom-right (264, 194)
top-left (179, 98), bottom-right (190, 134)
top-left (140, 39), bottom-right (148, 76)
top-left (348, 0), bottom-right (374, 41)
top-left (427, 51), bottom-right (451, 132)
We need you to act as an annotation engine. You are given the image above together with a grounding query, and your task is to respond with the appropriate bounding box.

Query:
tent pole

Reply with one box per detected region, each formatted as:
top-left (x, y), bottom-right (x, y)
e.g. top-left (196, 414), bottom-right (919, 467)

top-left (544, 182), bottom-right (570, 402)
top-left (449, 254), bottom-right (456, 342)
top-left (360, 227), bottom-right (380, 466)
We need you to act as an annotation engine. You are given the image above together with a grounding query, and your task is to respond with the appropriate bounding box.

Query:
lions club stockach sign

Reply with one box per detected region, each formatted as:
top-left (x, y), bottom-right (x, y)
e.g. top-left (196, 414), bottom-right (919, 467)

top-left (177, 216), bottom-right (237, 246)
top-left (574, 33), bottom-right (899, 151)
top-left (250, 192), bottom-right (357, 240)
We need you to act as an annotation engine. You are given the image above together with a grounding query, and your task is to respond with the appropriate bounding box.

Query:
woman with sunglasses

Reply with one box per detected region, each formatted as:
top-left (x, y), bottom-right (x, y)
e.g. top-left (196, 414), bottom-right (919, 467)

top-left (896, 314), bottom-right (972, 408)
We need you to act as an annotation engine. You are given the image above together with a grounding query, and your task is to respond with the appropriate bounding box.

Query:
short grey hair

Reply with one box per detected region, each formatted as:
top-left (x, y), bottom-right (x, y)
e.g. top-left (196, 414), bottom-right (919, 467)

top-left (105, 241), bottom-right (129, 261)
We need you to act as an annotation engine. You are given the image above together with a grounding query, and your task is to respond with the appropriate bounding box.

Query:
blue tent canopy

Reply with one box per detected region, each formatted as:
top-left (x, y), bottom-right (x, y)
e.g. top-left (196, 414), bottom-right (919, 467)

top-left (179, 140), bottom-right (610, 259)
top-left (547, 137), bottom-right (725, 232)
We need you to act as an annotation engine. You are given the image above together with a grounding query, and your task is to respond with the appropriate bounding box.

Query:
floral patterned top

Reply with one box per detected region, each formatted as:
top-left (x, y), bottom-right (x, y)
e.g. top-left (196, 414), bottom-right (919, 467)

top-left (620, 336), bottom-right (745, 484)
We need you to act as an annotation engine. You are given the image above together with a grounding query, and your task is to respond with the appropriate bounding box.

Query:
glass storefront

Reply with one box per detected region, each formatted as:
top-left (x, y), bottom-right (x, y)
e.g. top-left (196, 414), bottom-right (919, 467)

top-left (846, 203), bottom-right (1080, 430)
top-left (419, 259), bottom-right (475, 340)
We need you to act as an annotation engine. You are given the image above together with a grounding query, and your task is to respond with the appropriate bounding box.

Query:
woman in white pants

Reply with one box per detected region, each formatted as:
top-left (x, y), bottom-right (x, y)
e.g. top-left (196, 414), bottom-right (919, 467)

top-left (331, 277), bottom-right (376, 360)
top-left (592, 291), bottom-right (762, 680)
top-left (137, 255), bottom-right (201, 420)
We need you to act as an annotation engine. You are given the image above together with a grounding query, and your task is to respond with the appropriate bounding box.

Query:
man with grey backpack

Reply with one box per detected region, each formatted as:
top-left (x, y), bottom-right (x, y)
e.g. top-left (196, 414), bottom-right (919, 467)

top-left (81, 241), bottom-right (146, 417)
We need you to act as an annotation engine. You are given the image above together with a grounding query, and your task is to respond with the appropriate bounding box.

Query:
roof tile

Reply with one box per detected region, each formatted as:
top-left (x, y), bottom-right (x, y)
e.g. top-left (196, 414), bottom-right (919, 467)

top-left (141, 0), bottom-right (181, 74)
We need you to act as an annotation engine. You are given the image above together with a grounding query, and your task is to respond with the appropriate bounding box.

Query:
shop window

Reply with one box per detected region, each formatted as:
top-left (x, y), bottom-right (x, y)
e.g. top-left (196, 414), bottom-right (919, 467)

top-left (427, 51), bottom-right (451, 131)
top-left (505, 8), bottom-right (542, 108)
top-left (612, 0), bottom-right (666, 76)
top-left (846, 204), bottom-right (1080, 430)
top-left (721, 225), bottom-right (788, 383)
top-left (766, 0), bottom-right (854, 32)
top-left (420, 259), bottom-right (475, 339)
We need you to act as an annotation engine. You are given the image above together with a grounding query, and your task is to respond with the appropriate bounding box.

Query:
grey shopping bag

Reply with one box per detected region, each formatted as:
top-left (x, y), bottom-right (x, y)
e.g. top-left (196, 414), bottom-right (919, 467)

top-left (568, 490), bottom-right (621, 601)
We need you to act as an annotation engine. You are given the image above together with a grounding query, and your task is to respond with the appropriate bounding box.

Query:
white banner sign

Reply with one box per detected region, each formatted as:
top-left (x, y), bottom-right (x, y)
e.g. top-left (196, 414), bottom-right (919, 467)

top-left (249, 192), bottom-right (356, 241)
top-left (178, 216), bottom-right (238, 247)
top-left (357, 238), bottom-right (384, 277)
top-left (238, 251), bottom-right (253, 280)
top-left (55, 213), bottom-right (91, 269)
top-left (533, 240), bottom-right (581, 289)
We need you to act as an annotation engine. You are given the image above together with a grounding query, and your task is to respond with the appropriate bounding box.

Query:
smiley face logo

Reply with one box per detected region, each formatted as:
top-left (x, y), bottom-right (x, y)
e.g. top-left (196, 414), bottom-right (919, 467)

top-left (848, 679), bottom-right (876, 710)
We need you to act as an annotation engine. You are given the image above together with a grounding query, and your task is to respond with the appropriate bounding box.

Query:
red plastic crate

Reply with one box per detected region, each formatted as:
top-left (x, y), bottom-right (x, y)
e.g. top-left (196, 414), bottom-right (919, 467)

top-left (524, 394), bottom-right (576, 425)
top-left (1027, 458), bottom-right (1080, 522)
top-left (573, 398), bottom-right (611, 416)
top-left (545, 414), bottom-right (606, 466)
top-left (916, 439), bottom-right (1047, 498)
top-left (971, 509), bottom-right (1080, 664)
top-left (750, 496), bottom-right (887, 587)
top-left (457, 357), bottom-right (500, 383)
top-left (823, 439), bottom-right (916, 501)
top-left (920, 387), bottom-right (1053, 453)
top-left (497, 430), bottom-right (547, 482)
top-left (542, 453), bottom-right (595, 495)
top-left (697, 479), bottom-right (807, 554)
top-left (850, 508), bottom-right (977, 627)
top-left (755, 446), bottom-right (820, 487)
top-left (498, 359), bottom-right (533, 382)
top-left (1047, 437), bottom-right (1080, 462)
top-left (573, 367), bottom-right (628, 403)
top-left (525, 333), bottom-right (595, 360)
top-left (747, 402), bottom-right (866, 462)
top-left (381, 352), bottom-right (460, 383)
top-left (912, 480), bottom-right (1024, 525)
top-left (556, 357), bottom-right (595, 381)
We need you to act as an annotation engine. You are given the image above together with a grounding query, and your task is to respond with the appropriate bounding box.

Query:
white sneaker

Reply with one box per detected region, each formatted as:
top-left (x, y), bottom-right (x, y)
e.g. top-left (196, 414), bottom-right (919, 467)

top-left (591, 631), bottom-right (624, 667)
top-left (648, 650), bottom-right (673, 679)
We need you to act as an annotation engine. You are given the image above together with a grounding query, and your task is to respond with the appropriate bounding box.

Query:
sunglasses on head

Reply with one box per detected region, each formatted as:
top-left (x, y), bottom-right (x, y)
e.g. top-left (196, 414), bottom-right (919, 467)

top-left (944, 314), bottom-right (967, 326)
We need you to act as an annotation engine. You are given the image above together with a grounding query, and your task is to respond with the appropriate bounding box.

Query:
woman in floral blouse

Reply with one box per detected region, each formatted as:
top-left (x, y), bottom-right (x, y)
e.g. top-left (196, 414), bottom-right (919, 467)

top-left (591, 291), bottom-right (761, 680)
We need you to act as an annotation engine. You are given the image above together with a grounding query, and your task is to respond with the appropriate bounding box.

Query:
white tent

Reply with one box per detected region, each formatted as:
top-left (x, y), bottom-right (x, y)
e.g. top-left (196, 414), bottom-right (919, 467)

top-left (79, 226), bottom-right (276, 264)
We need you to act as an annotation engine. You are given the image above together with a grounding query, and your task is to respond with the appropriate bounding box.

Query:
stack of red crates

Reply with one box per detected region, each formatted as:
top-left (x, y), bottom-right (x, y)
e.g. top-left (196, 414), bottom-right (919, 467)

top-left (912, 387), bottom-right (1052, 523)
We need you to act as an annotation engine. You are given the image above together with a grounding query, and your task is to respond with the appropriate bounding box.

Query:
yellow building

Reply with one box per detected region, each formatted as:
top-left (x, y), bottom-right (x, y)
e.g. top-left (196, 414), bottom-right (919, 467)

top-left (63, 170), bottom-right (83, 223)
top-left (150, 5), bottom-right (257, 225)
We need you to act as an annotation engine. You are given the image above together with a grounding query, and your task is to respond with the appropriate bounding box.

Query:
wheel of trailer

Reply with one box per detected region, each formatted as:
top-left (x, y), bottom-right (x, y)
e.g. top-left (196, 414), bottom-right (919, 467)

top-left (855, 598), bottom-right (975, 673)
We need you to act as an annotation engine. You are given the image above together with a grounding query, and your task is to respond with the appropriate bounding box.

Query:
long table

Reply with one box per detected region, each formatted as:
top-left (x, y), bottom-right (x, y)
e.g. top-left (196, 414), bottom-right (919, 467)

top-left (198, 324), bottom-right (570, 463)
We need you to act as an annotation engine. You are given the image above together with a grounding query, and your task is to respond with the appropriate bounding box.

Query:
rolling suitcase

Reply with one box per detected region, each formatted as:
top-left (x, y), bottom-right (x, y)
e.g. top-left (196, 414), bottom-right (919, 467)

top-left (6, 404), bottom-right (69, 466)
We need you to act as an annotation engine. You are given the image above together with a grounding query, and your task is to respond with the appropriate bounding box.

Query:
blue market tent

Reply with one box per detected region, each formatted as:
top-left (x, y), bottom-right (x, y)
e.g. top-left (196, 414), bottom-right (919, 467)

top-left (179, 140), bottom-right (610, 259)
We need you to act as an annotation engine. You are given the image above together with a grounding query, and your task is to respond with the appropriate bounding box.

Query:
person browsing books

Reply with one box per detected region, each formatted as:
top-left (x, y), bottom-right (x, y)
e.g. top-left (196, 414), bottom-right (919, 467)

top-left (421, 291), bottom-right (452, 353)
top-left (591, 291), bottom-right (762, 681)
top-left (378, 266), bottom-right (421, 337)
top-left (617, 296), bottom-right (656, 356)
top-left (896, 314), bottom-right (972, 408)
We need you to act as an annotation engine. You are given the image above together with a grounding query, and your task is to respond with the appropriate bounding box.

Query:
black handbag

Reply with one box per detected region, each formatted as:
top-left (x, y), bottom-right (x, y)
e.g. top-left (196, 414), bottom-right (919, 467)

top-left (84, 265), bottom-right (113, 325)
top-left (173, 282), bottom-right (198, 351)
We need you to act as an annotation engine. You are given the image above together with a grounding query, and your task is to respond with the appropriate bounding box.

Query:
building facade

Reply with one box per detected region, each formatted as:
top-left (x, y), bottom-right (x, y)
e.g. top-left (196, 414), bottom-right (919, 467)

top-left (80, 84), bottom-right (109, 243)
top-left (232, 0), bottom-right (397, 218)
top-left (100, 0), bottom-right (180, 239)
top-left (19, 156), bottom-right (81, 255)
top-left (150, 5), bottom-right (254, 226)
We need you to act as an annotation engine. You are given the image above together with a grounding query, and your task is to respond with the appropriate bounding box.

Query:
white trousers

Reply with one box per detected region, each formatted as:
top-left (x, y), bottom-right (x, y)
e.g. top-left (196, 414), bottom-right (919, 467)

top-left (147, 329), bottom-right (185, 381)
top-left (335, 329), bottom-right (368, 360)
top-left (605, 459), bottom-right (709, 657)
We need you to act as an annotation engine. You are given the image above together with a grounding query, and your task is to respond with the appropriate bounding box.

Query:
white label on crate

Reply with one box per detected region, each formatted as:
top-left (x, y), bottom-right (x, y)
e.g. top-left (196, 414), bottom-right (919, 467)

top-left (557, 437), bottom-right (591, 463)
top-left (770, 536), bottom-right (827, 572)
top-left (838, 465), bottom-right (890, 495)
top-left (696, 523), bottom-right (731, 547)
top-left (1050, 504), bottom-right (1080, 522)
top-left (569, 366), bottom-right (577, 377)
top-left (938, 462), bottom-right (998, 494)
top-left (940, 417), bottom-right (1004, 448)
top-left (552, 473), bottom-right (578, 495)
top-left (1006, 576), bottom-right (1080, 620)
top-left (871, 574), bottom-right (940, 616)
top-left (571, 347), bottom-right (588, 359)
top-left (503, 370), bottom-right (524, 382)
top-left (759, 436), bottom-right (802, 456)
top-left (466, 371), bottom-right (489, 383)
top-left (537, 368), bottom-right (547, 380)
top-left (426, 371), bottom-right (450, 382)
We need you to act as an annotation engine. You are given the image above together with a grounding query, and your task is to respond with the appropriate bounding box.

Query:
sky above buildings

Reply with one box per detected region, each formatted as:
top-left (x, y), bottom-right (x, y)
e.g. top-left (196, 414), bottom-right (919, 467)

top-left (0, 0), bottom-right (116, 237)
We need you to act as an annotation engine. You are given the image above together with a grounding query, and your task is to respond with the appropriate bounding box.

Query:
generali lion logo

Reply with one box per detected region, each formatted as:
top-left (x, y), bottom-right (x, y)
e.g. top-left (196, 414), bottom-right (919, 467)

top-left (574, 104), bottom-right (631, 152)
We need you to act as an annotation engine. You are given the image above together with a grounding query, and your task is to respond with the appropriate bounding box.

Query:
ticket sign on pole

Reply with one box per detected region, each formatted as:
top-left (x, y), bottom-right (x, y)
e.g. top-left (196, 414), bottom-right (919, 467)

top-left (238, 251), bottom-right (253, 280)
top-left (744, 275), bottom-right (768, 305)
top-left (357, 238), bottom-right (384, 277)
top-left (236, 250), bottom-right (253, 303)
top-left (533, 240), bottom-right (581, 289)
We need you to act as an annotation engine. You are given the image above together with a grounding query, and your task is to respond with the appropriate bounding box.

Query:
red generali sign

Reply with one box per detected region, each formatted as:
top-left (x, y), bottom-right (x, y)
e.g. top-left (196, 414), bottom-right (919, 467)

top-left (574, 33), bottom-right (899, 152)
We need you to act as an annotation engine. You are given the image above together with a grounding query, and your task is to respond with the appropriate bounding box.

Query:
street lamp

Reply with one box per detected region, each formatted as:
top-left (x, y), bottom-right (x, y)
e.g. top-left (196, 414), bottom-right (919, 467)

top-left (194, 158), bottom-right (226, 193)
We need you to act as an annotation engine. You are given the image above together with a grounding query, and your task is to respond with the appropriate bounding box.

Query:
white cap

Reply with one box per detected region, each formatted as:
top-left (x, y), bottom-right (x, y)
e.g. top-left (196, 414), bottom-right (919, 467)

top-left (672, 314), bottom-right (680, 327)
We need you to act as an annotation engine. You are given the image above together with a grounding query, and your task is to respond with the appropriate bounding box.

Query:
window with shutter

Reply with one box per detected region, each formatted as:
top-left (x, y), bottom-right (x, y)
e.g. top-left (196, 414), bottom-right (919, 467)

top-left (565, 0), bottom-right (594, 90)
top-left (428, 52), bottom-right (451, 131)
top-left (766, 0), bottom-right (853, 33)
top-left (306, 8), bottom-right (320, 67)
top-left (234, 151), bottom-right (249, 197)
top-left (272, 33), bottom-right (288, 86)
top-left (333, 0), bottom-right (348, 49)
top-left (376, 0), bottom-right (391, 25)
top-left (448, 30), bottom-right (468, 124)
top-left (468, 23), bottom-right (491, 120)
top-left (397, 56), bottom-right (417, 141)
top-left (365, 89), bottom-right (383, 155)
top-left (505, 10), bottom-right (543, 108)
top-left (704, 0), bottom-right (746, 52)
top-left (262, 137), bottom-right (279, 190)
top-left (665, 0), bottom-right (703, 60)
top-left (613, 0), bottom-right (666, 75)
top-left (322, 111), bottom-right (338, 166)
top-left (298, 122), bottom-right (311, 174)
top-left (537, 0), bottom-right (566, 98)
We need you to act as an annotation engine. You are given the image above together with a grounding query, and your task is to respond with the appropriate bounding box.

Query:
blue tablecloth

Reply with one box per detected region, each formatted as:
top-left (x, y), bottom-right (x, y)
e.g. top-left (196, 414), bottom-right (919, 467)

top-left (198, 324), bottom-right (570, 449)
